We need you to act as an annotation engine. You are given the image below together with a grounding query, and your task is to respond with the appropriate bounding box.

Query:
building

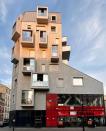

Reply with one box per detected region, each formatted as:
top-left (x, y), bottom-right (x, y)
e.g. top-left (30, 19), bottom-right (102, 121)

top-left (0, 84), bottom-right (10, 126)
top-left (10, 6), bottom-right (105, 127)
top-left (104, 95), bottom-right (106, 125)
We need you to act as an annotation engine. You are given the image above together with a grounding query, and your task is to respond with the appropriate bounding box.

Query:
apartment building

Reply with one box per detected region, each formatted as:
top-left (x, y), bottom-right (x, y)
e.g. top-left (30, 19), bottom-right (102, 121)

top-left (10, 6), bottom-right (105, 127)
top-left (0, 84), bottom-right (10, 126)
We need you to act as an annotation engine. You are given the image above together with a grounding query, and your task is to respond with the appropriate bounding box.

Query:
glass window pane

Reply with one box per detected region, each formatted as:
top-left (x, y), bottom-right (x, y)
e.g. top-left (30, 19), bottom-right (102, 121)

top-left (43, 75), bottom-right (48, 81)
top-left (73, 77), bottom-right (83, 86)
top-left (22, 31), bottom-right (32, 41)
top-left (52, 45), bottom-right (58, 56)
top-left (32, 74), bottom-right (37, 84)
top-left (21, 90), bottom-right (33, 104)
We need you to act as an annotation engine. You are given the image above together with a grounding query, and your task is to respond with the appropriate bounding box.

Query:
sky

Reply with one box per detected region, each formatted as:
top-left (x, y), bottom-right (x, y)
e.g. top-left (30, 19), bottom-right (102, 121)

top-left (0, 0), bottom-right (106, 94)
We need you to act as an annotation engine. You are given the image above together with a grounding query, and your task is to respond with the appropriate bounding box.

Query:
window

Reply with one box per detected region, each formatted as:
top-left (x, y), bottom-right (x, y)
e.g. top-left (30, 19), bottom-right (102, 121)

top-left (51, 26), bottom-right (56, 32)
top-left (57, 78), bottom-right (64, 88)
top-left (23, 58), bottom-right (34, 66)
top-left (13, 95), bottom-right (15, 103)
top-left (73, 77), bottom-right (83, 86)
top-left (41, 64), bottom-right (46, 72)
top-left (40, 31), bottom-right (47, 42)
top-left (51, 16), bottom-right (56, 22)
top-left (38, 8), bottom-right (47, 16)
top-left (14, 79), bottom-right (17, 88)
top-left (32, 74), bottom-right (48, 87)
top-left (33, 74), bottom-right (48, 82)
top-left (22, 30), bottom-right (32, 41)
top-left (27, 25), bottom-right (31, 29)
top-left (37, 74), bottom-right (43, 81)
top-left (21, 90), bottom-right (33, 105)
top-left (23, 58), bottom-right (35, 71)
top-left (52, 45), bottom-right (58, 57)
top-left (23, 58), bottom-right (30, 65)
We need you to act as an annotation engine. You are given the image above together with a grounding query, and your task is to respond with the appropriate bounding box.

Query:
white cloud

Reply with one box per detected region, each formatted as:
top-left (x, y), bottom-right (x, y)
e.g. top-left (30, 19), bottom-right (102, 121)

top-left (0, 0), bottom-right (14, 23)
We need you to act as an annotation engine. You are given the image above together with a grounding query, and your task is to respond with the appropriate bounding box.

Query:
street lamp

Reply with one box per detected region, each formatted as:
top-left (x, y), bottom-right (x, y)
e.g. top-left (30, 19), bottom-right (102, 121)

top-left (82, 96), bottom-right (85, 131)
top-left (12, 119), bottom-right (15, 131)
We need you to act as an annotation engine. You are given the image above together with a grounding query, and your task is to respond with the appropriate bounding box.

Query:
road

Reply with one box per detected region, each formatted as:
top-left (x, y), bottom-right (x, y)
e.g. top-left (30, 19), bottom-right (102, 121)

top-left (0, 127), bottom-right (106, 131)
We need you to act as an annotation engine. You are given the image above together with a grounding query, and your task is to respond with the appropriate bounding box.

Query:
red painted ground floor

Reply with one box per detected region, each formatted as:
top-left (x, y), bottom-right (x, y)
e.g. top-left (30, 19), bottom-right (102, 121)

top-left (9, 94), bottom-right (105, 127)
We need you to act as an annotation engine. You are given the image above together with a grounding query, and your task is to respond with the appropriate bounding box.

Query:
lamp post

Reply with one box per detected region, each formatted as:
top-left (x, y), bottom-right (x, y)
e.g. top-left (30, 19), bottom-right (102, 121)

top-left (82, 96), bottom-right (85, 131)
top-left (12, 119), bottom-right (15, 131)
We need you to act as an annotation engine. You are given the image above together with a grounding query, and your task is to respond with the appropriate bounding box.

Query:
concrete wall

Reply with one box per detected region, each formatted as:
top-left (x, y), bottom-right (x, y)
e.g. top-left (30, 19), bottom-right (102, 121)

top-left (49, 63), bottom-right (103, 94)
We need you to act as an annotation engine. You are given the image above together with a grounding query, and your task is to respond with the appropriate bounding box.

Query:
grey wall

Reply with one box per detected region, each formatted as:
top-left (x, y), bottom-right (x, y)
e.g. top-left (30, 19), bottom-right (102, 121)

top-left (49, 63), bottom-right (104, 94)
top-left (11, 59), bottom-right (104, 111)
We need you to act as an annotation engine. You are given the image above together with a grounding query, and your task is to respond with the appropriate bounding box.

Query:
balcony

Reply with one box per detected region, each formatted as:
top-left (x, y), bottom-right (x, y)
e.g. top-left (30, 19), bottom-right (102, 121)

top-left (21, 30), bottom-right (34, 47)
top-left (37, 6), bottom-right (48, 24)
top-left (62, 45), bottom-right (71, 60)
top-left (62, 36), bottom-right (67, 46)
top-left (11, 47), bottom-right (19, 64)
top-left (31, 73), bottom-right (49, 90)
top-left (22, 58), bottom-right (35, 75)
top-left (12, 22), bottom-right (20, 42)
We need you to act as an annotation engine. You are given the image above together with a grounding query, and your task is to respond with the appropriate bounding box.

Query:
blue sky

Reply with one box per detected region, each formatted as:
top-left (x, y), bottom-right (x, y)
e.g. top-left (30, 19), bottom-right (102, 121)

top-left (0, 0), bottom-right (106, 94)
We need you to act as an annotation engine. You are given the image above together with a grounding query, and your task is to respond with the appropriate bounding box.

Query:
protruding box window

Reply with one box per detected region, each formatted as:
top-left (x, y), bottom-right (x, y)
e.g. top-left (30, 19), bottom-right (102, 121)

top-left (22, 30), bottom-right (32, 42)
top-left (38, 8), bottom-right (48, 16)
top-left (73, 77), bottom-right (83, 86)
top-left (52, 45), bottom-right (58, 57)
top-left (32, 73), bottom-right (49, 88)
top-left (40, 31), bottom-right (47, 43)
top-left (21, 30), bottom-right (34, 47)
top-left (51, 45), bottom-right (59, 63)
top-left (22, 58), bottom-right (35, 75)
top-left (37, 6), bottom-right (48, 24)
top-left (12, 22), bottom-right (20, 42)
top-left (39, 31), bottom-right (47, 48)
top-left (21, 90), bottom-right (33, 105)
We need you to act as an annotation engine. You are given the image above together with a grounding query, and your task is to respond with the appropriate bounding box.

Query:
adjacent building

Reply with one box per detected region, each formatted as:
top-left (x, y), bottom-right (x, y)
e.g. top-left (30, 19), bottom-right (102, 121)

top-left (0, 84), bottom-right (10, 126)
top-left (10, 6), bottom-right (105, 127)
top-left (104, 95), bottom-right (106, 125)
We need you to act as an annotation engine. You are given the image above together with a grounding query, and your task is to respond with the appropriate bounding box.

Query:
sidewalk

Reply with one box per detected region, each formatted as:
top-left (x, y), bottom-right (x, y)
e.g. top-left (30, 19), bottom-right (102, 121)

top-left (1, 127), bottom-right (106, 131)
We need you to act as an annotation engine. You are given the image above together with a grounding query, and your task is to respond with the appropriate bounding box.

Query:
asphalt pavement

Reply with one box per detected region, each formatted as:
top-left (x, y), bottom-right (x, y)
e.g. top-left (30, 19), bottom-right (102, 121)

top-left (0, 127), bottom-right (106, 131)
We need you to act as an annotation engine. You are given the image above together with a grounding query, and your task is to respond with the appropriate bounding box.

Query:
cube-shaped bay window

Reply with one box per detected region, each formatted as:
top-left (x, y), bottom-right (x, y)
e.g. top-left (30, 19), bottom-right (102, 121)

top-left (31, 73), bottom-right (49, 90)
top-left (39, 31), bottom-right (47, 48)
top-left (22, 58), bottom-right (35, 75)
top-left (51, 45), bottom-right (59, 62)
top-left (12, 22), bottom-right (20, 42)
top-left (37, 6), bottom-right (48, 24)
top-left (21, 90), bottom-right (34, 106)
top-left (21, 30), bottom-right (34, 47)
